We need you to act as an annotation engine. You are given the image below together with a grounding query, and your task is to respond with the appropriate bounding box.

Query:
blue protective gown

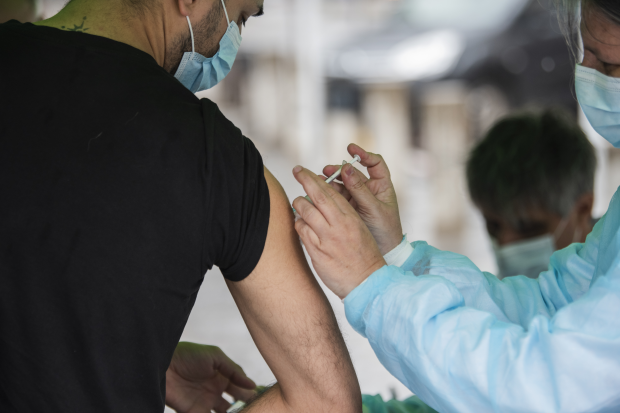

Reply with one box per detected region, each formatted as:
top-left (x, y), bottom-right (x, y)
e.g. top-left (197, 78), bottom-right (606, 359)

top-left (345, 189), bottom-right (620, 413)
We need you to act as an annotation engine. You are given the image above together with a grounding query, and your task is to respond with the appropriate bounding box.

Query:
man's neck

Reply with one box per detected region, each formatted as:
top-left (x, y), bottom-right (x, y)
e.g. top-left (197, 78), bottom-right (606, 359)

top-left (35, 0), bottom-right (169, 67)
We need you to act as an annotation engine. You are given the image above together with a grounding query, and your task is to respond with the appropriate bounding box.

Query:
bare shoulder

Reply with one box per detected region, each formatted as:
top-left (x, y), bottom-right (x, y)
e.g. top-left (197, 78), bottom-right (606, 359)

top-left (263, 167), bottom-right (295, 230)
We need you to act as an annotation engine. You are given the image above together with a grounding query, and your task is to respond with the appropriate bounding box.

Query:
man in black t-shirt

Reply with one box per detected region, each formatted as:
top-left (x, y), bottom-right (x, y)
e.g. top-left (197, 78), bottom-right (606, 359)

top-left (0, 0), bottom-right (361, 412)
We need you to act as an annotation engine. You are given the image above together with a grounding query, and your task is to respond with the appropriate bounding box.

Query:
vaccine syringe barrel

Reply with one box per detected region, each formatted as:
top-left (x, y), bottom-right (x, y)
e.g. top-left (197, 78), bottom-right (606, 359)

top-left (293, 154), bottom-right (361, 213)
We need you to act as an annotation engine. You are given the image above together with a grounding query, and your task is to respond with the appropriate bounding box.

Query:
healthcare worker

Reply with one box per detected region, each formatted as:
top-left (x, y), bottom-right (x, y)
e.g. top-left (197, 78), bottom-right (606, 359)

top-left (291, 0), bottom-right (620, 411)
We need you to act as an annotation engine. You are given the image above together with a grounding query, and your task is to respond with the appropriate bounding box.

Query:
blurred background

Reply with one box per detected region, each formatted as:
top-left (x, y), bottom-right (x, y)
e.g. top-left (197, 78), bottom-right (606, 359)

top-left (34, 0), bottom-right (620, 404)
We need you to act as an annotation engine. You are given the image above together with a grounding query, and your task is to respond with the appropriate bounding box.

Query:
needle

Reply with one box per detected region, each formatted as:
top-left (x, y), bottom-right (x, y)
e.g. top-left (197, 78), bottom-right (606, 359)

top-left (325, 154), bottom-right (361, 184)
top-left (293, 154), bottom-right (362, 215)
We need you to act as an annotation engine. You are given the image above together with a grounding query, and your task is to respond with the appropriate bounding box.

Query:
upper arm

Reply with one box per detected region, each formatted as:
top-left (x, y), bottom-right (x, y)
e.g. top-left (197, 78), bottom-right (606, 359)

top-left (225, 168), bottom-right (360, 412)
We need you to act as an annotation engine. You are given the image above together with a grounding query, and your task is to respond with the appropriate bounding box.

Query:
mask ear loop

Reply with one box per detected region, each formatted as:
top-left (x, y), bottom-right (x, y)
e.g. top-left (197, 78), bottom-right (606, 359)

top-left (220, 0), bottom-right (231, 26)
top-left (186, 16), bottom-right (195, 54)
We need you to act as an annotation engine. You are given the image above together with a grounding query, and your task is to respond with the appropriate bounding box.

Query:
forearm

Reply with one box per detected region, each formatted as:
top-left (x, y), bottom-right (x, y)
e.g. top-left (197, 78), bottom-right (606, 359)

top-left (241, 384), bottom-right (286, 412)
top-left (243, 379), bottom-right (360, 413)
top-left (230, 275), bottom-right (361, 412)
top-left (278, 299), bottom-right (360, 412)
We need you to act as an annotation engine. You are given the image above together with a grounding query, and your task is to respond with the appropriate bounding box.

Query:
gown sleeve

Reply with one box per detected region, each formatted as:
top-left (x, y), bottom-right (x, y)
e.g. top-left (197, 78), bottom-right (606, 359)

top-left (345, 259), bottom-right (620, 412)
top-left (394, 215), bottom-right (604, 327)
top-left (344, 210), bottom-right (620, 412)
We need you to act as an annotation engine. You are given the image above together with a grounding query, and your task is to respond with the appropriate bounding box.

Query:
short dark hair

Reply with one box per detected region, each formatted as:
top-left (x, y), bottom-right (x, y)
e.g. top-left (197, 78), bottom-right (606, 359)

top-left (554, 0), bottom-right (620, 62)
top-left (466, 109), bottom-right (596, 228)
top-left (121, 0), bottom-right (227, 16)
top-left (121, 0), bottom-right (160, 16)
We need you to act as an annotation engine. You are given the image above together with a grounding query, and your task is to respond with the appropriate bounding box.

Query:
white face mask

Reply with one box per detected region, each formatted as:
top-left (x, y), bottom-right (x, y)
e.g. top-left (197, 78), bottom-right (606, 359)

top-left (493, 217), bottom-right (574, 280)
top-left (575, 64), bottom-right (620, 147)
top-left (493, 235), bottom-right (555, 280)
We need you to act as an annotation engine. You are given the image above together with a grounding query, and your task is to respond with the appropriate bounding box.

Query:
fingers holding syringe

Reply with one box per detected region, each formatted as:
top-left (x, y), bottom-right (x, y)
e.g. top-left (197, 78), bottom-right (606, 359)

top-left (322, 163), bottom-right (369, 200)
top-left (294, 215), bottom-right (321, 252)
top-left (292, 166), bottom-right (350, 225)
top-left (327, 181), bottom-right (361, 211)
top-left (322, 163), bottom-right (369, 184)
top-left (292, 195), bottom-right (330, 239)
top-left (325, 179), bottom-right (351, 200)
top-left (347, 144), bottom-right (392, 181)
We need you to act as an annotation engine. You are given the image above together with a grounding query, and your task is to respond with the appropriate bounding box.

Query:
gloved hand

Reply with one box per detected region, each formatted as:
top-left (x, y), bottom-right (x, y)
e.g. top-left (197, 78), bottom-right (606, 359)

top-left (322, 144), bottom-right (403, 256)
top-left (166, 342), bottom-right (256, 413)
top-left (293, 165), bottom-right (386, 299)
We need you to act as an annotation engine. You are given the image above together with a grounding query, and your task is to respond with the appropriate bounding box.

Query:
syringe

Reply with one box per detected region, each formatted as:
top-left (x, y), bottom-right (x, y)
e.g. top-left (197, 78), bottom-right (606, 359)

top-left (325, 154), bottom-right (361, 184)
top-left (293, 155), bottom-right (361, 213)
top-left (227, 400), bottom-right (246, 413)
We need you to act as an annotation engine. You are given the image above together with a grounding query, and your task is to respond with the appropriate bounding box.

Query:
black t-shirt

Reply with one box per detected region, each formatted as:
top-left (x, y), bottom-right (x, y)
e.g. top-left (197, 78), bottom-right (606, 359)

top-left (0, 21), bottom-right (270, 412)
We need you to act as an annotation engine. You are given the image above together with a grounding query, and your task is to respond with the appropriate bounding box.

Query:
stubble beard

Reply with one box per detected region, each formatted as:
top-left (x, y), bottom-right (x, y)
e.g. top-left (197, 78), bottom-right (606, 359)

top-left (165, 2), bottom-right (224, 75)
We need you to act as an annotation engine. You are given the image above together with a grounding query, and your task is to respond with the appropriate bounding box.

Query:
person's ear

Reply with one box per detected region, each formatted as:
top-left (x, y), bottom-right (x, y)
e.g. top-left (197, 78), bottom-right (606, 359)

top-left (574, 192), bottom-right (594, 234)
top-left (178, 0), bottom-right (196, 17)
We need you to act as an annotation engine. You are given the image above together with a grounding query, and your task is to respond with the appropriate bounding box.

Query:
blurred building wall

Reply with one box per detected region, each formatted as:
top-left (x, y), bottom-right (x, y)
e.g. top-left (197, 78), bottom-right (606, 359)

top-left (361, 84), bottom-right (411, 193)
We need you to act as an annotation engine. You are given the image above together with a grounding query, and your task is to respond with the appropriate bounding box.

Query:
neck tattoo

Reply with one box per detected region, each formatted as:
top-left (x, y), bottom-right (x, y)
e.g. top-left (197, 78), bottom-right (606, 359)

top-left (61, 16), bottom-right (89, 32)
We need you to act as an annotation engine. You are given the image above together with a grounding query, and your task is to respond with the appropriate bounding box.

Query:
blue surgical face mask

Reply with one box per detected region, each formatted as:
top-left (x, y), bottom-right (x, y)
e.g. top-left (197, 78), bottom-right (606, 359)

top-left (174, 0), bottom-right (242, 93)
top-left (492, 216), bottom-right (574, 279)
top-left (492, 235), bottom-right (555, 280)
top-left (575, 64), bottom-right (620, 147)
